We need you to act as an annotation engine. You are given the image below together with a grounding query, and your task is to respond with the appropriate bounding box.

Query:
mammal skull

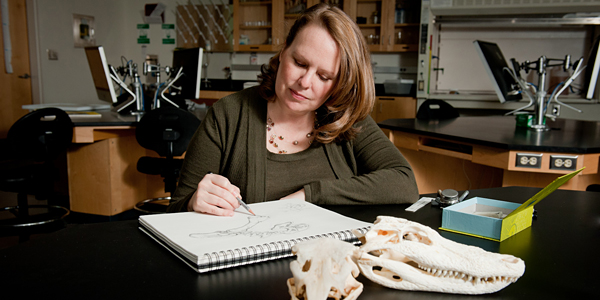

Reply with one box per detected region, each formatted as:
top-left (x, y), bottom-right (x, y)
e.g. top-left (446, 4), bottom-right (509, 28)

top-left (354, 216), bottom-right (525, 294)
top-left (287, 238), bottom-right (363, 300)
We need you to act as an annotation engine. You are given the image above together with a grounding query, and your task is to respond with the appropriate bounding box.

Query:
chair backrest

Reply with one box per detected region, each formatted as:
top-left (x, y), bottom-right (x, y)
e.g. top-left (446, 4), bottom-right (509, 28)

top-left (416, 99), bottom-right (460, 120)
top-left (7, 108), bottom-right (74, 162)
top-left (135, 106), bottom-right (201, 158)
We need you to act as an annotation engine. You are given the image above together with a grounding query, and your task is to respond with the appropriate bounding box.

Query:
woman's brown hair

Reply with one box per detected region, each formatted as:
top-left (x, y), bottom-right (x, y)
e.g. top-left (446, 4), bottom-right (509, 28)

top-left (258, 3), bottom-right (375, 144)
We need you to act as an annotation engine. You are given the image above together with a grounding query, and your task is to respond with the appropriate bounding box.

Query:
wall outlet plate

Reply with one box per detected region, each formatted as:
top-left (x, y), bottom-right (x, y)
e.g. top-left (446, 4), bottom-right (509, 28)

top-left (550, 155), bottom-right (578, 170)
top-left (516, 153), bottom-right (543, 169)
top-left (47, 49), bottom-right (58, 60)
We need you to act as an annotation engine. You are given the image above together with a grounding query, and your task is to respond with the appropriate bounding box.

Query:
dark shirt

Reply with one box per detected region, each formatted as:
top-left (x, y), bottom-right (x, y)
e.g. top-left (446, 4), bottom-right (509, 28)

top-left (266, 144), bottom-right (337, 200)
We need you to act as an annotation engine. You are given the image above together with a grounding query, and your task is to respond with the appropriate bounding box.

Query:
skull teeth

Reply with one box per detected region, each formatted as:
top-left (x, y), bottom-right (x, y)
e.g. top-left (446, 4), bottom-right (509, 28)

top-left (417, 264), bottom-right (518, 284)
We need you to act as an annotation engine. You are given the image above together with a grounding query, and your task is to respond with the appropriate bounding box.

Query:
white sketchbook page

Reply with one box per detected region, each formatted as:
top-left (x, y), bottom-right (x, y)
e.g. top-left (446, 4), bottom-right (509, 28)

top-left (139, 199), bottom-right (371, 261)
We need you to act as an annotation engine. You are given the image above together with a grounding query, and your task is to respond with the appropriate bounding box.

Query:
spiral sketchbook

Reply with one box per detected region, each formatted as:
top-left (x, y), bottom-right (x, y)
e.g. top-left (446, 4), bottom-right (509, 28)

top-left (139, 199), bottom-right (371, 273)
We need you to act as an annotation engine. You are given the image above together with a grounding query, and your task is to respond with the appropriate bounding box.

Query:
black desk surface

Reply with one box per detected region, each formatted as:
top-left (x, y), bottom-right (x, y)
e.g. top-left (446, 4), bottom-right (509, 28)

top-left (379, 116), bottom-right (600, 153)
top-left (1, 187), bottom-right (599, 299)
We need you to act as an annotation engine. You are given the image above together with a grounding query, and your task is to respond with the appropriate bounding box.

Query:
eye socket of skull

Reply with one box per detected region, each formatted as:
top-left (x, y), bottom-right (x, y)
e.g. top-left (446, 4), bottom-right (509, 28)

top-left (402, 230), bottom-right (432, 245)
top-left (302, 260), bottom-right (311, 272)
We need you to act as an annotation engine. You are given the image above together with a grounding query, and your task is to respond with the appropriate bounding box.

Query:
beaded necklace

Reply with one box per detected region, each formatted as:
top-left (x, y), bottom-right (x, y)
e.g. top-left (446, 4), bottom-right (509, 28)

top-left (266, 116), bottom-right (314, 154)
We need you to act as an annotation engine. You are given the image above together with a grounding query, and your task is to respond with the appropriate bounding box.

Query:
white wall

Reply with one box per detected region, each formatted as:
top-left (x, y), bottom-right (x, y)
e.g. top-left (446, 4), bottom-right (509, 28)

top-left (27, 0), bottom-right (233, 105)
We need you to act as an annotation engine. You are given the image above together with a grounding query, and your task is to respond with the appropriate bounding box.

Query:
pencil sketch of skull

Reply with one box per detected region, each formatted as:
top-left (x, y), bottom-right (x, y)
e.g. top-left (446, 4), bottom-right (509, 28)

top-left (287, 238), bottom-right (363, 300)
top-left (354, 216), bottom-right (525, 294)
top-left (189, 215), bottom-right (309, 239)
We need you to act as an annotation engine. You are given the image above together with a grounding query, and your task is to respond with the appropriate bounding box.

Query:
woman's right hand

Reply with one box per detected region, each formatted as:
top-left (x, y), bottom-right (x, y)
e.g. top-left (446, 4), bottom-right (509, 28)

top-left (187, 173), bottom-right (241, 217)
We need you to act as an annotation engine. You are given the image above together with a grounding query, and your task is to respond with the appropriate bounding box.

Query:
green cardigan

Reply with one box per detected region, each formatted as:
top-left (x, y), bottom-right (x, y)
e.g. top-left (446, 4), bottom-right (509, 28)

top-left (167, 87), bottom-right (419, 212)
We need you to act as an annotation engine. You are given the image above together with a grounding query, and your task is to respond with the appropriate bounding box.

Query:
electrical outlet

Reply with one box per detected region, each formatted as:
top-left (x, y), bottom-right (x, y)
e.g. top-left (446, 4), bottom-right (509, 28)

top-left (550, 155), bottom-right (578, 170)
top-left (515, 153), bottom-right (543, 169)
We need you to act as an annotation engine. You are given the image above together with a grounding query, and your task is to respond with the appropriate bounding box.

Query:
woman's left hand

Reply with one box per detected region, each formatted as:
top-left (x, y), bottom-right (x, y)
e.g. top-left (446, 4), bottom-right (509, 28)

top-left (280, 189), bottom-right (306, 201)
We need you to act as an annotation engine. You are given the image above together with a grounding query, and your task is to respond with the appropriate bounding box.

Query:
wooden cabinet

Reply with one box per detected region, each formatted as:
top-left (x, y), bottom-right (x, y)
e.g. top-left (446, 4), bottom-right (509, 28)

top-left (391, 0), bottom-right (421, 52)
top-left (284, 1), bottom-right (346, 38)
top-left (233, 0), bottom-right (284, 52)
top-left (371, 96), bottom-right (416, 123)
top-left (353, 0), bottom-right (385, 52)
top-left (234, 0), bottom-right (419, 53)
top-left (351, 0), bottom-right (420, 53)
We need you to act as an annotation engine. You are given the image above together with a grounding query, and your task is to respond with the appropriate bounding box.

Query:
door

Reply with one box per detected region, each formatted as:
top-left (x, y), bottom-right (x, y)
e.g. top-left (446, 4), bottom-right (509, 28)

top-left (0, 0), bottom-right (32, 138)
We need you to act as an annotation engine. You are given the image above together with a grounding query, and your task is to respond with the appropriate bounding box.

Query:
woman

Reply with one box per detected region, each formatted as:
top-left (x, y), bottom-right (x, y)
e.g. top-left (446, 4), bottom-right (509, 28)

top-left (167, 3), bottom-right (418, 216)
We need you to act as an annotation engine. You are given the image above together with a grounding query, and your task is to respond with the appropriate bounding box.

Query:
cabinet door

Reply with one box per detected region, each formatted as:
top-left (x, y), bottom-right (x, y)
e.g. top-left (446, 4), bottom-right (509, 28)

top-left (390, 0), bottom-right (420, 52)
top-left (354, 0), bottom-right (384, 52)
top-left (372, 96), bottom-right (416, 122)
top-left (285, 1), bottom-right (350, 38)
top-left (233, 0), bottom-right (283, 52)
top-left (351, 0), bottom-right (418, 53)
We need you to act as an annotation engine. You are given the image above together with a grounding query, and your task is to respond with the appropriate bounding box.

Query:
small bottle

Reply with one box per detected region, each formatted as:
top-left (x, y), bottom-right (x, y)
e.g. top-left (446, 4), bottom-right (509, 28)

top-left (396, 8), bottom-right (405, 24)
top-left (372, 11), bottom-right (379, 24)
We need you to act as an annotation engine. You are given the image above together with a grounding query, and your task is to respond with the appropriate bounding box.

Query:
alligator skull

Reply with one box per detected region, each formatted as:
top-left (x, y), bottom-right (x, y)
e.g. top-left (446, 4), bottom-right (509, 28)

top-left (287, 238), bottom-right (363, 300)
top-left (354, 216), bottom-right (525, 294)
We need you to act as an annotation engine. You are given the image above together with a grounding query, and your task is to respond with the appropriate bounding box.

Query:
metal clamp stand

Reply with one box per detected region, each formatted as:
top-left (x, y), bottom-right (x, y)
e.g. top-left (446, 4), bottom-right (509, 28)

top-left (143, 62), bottom-right (181, 109)
top-left (504, 55), bottom-right (584, 131)
top-left (110, 62), bottom-right (145, 115)
top-left (109, 65), bottom-right (137, 113)
top-left (158, 67), bottom-right (184, 108)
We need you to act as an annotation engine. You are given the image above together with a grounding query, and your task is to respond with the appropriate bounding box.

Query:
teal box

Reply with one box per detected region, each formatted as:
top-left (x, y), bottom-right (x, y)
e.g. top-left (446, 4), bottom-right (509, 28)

top-left (440, 197), bottom-right (531, 242)
top-left (441, 168), bottom-right (583, 242)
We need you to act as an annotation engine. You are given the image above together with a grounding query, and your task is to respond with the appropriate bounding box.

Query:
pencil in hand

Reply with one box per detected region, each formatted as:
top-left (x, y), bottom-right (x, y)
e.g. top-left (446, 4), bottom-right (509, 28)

top-left (206, 172), bottom-right (254, 216)
top-left (236, 196), bottom-right (255, 216)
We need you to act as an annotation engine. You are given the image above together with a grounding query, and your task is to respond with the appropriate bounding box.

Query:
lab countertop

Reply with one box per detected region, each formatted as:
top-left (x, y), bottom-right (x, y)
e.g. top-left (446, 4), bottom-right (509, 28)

top-left (379, 116), bottom-right (600, 153)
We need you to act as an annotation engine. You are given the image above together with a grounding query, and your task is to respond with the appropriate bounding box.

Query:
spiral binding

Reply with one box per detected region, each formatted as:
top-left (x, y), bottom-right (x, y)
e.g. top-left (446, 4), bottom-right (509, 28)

top-left (198, 226), bottom-right (371, 272)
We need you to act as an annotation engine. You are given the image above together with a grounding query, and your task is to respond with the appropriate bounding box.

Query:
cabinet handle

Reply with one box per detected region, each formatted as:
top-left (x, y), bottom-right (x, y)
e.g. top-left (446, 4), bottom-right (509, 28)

top-left (379, 103), bottom-right (383, 113)
top-left (388, 35), bottom-right (391, 46)
top-left (379, 97), bottom-right (395, 101)
top-left (250, 46), bottom-right (259, 50)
